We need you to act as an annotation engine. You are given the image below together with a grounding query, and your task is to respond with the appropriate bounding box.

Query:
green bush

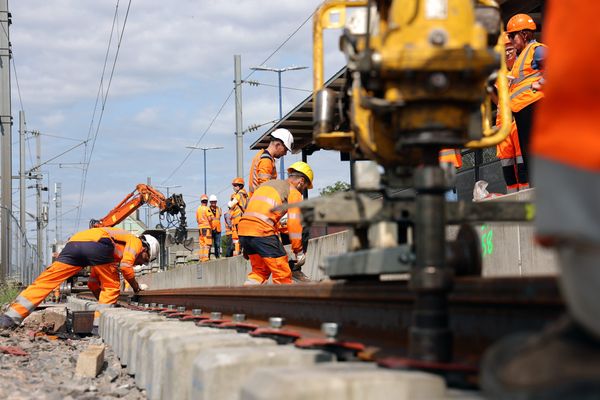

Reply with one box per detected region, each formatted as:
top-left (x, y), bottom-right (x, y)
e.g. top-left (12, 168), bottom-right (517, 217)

top-left (0, 282), bottom-right (20, 306)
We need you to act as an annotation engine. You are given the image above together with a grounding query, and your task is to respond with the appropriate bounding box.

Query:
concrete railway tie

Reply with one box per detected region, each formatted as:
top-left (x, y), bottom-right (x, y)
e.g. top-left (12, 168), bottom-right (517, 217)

top-left (96, 305), bottom-right (482, 400)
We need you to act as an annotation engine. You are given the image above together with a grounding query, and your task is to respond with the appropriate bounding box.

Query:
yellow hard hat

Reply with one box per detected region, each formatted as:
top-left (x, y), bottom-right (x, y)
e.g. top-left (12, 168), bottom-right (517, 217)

top-left (287, 161), bottom-right (314, 189)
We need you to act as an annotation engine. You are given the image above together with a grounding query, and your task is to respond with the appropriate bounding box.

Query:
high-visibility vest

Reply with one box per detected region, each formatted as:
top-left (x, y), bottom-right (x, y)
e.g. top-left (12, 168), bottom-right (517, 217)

top-left (196, 205), bottom-right (212, 229)
top-left (69, 227), bottom-right (142, 281)
top-left (230, 189), bottom-right (248, 221)
top-left (238, 180), bottom-right (304, 254)
top-left (209, 206), bottom-right (222, 232)
top-left (509, 41), bottom-right (546, 112)
top-left (248, 149), bottom-right (277, 196)
top-left (439, 149), bottom-right (462, 168)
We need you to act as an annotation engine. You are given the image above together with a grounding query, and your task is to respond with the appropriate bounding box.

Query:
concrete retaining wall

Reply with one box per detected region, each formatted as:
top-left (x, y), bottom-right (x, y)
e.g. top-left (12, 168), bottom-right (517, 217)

top-left (138, 230), bottom-right (351, 289)
top-left (139, 190), bottom-right (556, 289)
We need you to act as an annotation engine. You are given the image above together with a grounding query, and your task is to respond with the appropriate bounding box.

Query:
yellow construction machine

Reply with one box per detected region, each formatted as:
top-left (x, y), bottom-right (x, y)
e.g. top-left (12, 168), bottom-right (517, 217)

top-left (280, 0), bottom-right (534, 381)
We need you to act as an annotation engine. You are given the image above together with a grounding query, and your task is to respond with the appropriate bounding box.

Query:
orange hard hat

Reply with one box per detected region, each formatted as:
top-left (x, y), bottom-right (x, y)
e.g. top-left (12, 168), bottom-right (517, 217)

top-left (506, 14), bottom-right (536, 33)
top-left (201, 194), bottom-right (208, 201)
top-left (232, 177), bottom-right (244, 186)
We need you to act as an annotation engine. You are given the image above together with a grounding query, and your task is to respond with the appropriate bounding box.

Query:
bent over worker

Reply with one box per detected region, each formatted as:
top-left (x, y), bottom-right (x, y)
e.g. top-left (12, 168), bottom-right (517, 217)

top-left (238, 161), bottom-right (314, 285)
top-left (0, 227), bottom-right (158, 329)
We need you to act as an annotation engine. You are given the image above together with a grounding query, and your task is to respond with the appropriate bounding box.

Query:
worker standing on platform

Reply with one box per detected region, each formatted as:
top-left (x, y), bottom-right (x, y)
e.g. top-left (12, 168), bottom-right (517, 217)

top-left (0, 227), bottom-right (157, 329)
top-left (223, 209), bottom-right (234, 257)
top-left (196, 194), bottom-right (213, 262)
top-left (496, 33), bottom-right (528, 193)
top-left (228, 178), bottom-right (249, 256)
top-left (482, 2), bottom-right (600, 397)
top-left (238, 162), bottom-right (314, 285)
top-left (506, 13), bottom-right (546, 181)
top-left (208, 194), bottom-right (222, 259)
top-left (248, 128), bottom-right (294, 197)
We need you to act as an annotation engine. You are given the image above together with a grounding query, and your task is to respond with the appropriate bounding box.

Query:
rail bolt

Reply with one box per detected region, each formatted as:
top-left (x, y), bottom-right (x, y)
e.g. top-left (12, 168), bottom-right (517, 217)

top-left (321, 322), bottom-right (339, 340)
top-left (210, 312), bottom-right (222, 320)
top-left (157, 304), bottom-right (164, 308)
top-left (232, 314), bottom-right (246, 322)
top-left (269, 317), bottom-right (284, 329)
top-left (143, 304), bottom-right (150, 309)
top-left (192, 309), bottom-right (202, 316)
top-left (150, 303), bottom-right (157, 308)
top-left (177, 306), bottom-right (186, 313)
top-left (167, 305), bottom-right (175, 310)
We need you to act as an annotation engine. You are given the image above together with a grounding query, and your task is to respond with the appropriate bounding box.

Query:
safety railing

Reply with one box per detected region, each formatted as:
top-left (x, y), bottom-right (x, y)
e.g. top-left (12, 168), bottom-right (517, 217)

top-left (0, 206), bottom-right (42, 286)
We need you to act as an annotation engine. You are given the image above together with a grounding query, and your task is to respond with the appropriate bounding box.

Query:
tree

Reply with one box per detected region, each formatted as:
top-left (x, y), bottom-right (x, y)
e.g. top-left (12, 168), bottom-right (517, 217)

top-left (319, 181), bottom-right (350, 196)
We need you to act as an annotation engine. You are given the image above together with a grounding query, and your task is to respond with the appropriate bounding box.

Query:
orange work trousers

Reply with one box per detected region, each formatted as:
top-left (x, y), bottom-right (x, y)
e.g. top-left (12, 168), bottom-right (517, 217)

top-left (6, 261), bottom-right (119, 324)
top-left (247, 254), bottom-right (292, 284)
top-left (199, 228), bottom-right (212, 262)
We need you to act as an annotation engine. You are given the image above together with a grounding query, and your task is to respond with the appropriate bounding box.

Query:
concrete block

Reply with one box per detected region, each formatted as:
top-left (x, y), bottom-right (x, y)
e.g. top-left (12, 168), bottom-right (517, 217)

top-left (75, 344), bottom-right (105, 378)
top-left (189, 345), bottom-right (334, 400)
top-left (106, 310), bottom-right (142, 347)
top-left (99, 307), bottom-right (133, 343)
top-left (115, 314), bottom-right (164, 362)
top-left (240, 363), bottom-right (446, 400)
top-left (137, 326), bottom-right (230, 392)
top-left (161, 335), bottom-right (277, 400)
top-left (128, 321), bottom-right (183, 375)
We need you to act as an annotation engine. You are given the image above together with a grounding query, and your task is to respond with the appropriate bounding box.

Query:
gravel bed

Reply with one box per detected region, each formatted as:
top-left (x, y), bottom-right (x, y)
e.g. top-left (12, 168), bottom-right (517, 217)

top-left (0, 309), bottom-right (146, 400)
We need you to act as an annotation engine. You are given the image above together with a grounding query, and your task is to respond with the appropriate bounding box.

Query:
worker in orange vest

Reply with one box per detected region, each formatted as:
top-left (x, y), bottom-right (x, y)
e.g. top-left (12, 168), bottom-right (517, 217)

top-left (228, 177), bottom-right (249, 256)
top-left (482, 2), bottom-right (600, 397)
top-left (238, 161), bottom-right (314, 285)
top-left (506, 13), bottom-right (546, 181)
top-left (196, 194), bottom-right (213, 262)
top-left (495, 33), bottom-right (528, 193)
top-left (208, 194), bottom-right (222, 258)
top-left (223, 209), bottom-right (234, 257)
top-left (0, 227), bottom-right (158, 329)
top-left (248, 128), bottom-right (294, 197)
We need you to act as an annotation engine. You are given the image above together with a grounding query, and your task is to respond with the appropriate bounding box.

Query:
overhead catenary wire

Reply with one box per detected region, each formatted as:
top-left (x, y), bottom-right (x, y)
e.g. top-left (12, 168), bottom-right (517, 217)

top-left (161, 8), bottom-right (317, 186)
top-left (75, 0), bottom-right (132, 229)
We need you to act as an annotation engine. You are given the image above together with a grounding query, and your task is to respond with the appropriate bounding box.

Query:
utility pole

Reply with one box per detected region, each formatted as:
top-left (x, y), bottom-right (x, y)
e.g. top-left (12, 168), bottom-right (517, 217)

top-left (54, 182), bottom-right (62, 245)
top-left (146, 176), bottom-right (151, 228)
top-left (0, 1), bottom-right (12, 281)
top-left (34, 130), bottom-right (44, 269)
top-left (185, 146), bottom-right (224, 194)
top-left (234, 55), bottom-right (243, 178)
top-left (19, 111), bottom-right (25, 233)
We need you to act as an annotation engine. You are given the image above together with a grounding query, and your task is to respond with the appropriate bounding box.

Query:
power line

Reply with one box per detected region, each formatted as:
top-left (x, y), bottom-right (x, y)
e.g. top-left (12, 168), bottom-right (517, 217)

top-left (75, 0), bottom-right (132, 229)
top-left (244, 80), bottom-right (311, 93)
top-left (12, 58), bottom-right (25, 112)
top-left (160, 89), bottom-right (234, 184)
top-left (161, 8), bottom-right (316, 185)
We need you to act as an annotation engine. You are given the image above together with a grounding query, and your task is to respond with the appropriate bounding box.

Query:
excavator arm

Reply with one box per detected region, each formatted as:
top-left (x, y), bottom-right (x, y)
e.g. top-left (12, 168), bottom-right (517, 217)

top-left (90, 184), bottom-right (188, 244)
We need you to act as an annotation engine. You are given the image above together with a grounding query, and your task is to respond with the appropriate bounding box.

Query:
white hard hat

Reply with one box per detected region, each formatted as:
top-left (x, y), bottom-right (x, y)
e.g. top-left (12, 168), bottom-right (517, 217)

top-left (209, 194), bottom-right (218, 202)
top-left (271, 128), bottom-right (294, 152)
top-left (141, 234), bottom-right (160, 262)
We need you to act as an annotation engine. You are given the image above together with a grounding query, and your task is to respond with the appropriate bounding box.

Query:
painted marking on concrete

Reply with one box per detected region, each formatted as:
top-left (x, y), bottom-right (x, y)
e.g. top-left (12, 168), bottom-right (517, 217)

top-left (481, 225), bottom-right (494, 256)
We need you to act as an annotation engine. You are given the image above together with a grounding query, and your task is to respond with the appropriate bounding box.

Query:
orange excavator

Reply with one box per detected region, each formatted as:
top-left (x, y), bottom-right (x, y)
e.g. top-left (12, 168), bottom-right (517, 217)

top-left (89, 183), bottom-right (188, 244)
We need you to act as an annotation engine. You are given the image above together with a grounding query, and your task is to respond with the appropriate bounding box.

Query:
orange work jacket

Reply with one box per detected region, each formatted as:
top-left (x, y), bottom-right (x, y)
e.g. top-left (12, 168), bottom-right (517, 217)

top-left (69, 227), bottom-right (143, 281)
top-left (509, 41), bottom-right (546, 112)
top-left (230, 189), bottom-right (248, 223)
top-left (439, 149), bottom-right (462, 168)
top-left (237, 180), bottom-right (303, 254)
top-left (209, 206), bottom-right (222, 232)
top-left (248, 149), bottom-right (277, 196)
top-left (196, 205), bottom-right (213, 229)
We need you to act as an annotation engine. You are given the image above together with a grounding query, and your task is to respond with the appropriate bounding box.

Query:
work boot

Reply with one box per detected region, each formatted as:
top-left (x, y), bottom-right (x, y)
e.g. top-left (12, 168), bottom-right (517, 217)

top-left (481, 316), bottom-right (600, 400)
top-left (291, 270), bottom-right (311, 283)
top-left (0, 314), bottom-right (17, 329)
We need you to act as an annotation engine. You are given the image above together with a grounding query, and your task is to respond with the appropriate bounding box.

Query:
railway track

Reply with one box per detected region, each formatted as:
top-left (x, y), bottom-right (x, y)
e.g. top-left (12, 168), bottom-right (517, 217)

top-left (105, 275), bottom-right (564, 363)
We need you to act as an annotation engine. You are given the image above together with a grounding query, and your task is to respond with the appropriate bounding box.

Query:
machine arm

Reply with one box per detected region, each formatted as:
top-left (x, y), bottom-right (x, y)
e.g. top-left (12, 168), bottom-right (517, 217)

top-left (89, 183), bottom-right (188, 244)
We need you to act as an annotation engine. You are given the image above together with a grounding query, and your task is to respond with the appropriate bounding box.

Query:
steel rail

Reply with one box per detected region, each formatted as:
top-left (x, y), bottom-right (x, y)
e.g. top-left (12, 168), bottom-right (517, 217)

top-left (131, 276), bottom-right (563, 361)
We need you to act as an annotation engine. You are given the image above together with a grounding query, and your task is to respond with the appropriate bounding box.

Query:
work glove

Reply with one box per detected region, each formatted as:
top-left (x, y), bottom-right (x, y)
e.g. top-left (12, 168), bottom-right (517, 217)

top-left (227, 198), bottom-right (238, 208)
top-left (139, 283), bottom-right (149, 291)
top-left (280, 213), bottom-right (288, 227)
top-left (133, 265), bottom-right (145, 273)
top-left (294, 252), bottom-right (306, 268)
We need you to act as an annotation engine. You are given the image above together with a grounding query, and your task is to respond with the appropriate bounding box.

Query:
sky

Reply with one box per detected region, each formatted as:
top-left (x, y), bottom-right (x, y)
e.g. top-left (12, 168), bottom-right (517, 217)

top-left (7, 0), bottom-right (351, 255)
